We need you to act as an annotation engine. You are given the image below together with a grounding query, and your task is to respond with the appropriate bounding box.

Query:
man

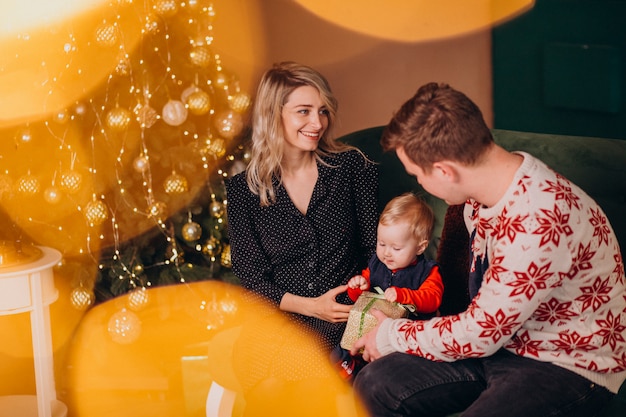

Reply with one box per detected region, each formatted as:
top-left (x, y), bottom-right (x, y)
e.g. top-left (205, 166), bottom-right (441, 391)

top-left (351, 82), bottom-right (626, 417)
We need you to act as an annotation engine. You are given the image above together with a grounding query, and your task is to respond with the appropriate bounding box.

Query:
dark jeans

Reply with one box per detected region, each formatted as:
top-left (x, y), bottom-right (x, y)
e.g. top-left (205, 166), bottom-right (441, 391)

top-left (353, 349), bottom-right (614, 417)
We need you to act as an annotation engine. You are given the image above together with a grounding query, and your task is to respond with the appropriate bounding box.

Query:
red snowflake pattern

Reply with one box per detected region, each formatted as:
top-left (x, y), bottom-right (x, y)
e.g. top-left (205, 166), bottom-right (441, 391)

top-left (433, 315), bottom-right (460, 337)
top-left (533, 205), bottom-right (573, 248)
top-left (486, 255), bottom-right (507, 284)
top-left (475, 217), bottom-right (494, 240)
top-left (595, 310), bottom-right (626, 350)
top-left (533, 298), bottom-right (576, 324)
top-left (493, 206), bottom-right (528, 243)
top-left (612, 352), bottom-right (626, 373)
top-left (508, 261), bottom-right (553, 300)
top-left (589, 208), bottom-right (610, 247)
top-left (441, 339), bottom-right (482, 359)
top-left (613, 252), bottom-right (625, 281)
top-left (549, 331), bottom-right (599, 354)
top-left (398, 320), bottom-right (424, 343)
top-left (406, 345), bottom-right (438, 362)
top-left (506, 330), bottom-right (543, 357)
top-left (575, 276), bottom-right (611, 312)
top-left (476, 308), bottom-right (521, 343)
top-left (542, 177), bottom-right (581, 210)
top-left (563, 242), bottom-right (596, 280)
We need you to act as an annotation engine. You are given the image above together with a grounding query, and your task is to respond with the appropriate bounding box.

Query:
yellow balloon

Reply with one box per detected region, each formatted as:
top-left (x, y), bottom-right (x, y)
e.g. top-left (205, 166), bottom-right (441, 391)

top-left (294, 0), bottom-right (534, 42)
top-left (63, 281), bottom-right (367, 417)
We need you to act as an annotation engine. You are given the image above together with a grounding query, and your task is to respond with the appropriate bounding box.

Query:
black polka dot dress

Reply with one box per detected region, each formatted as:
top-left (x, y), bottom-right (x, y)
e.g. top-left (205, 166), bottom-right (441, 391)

top-left (226, 149), bottom-right (378, 351)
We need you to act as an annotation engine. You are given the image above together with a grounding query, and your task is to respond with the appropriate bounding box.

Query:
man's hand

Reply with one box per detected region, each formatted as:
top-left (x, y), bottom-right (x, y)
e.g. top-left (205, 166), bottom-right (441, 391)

top-left (349, 308), bottom-right (389, 362)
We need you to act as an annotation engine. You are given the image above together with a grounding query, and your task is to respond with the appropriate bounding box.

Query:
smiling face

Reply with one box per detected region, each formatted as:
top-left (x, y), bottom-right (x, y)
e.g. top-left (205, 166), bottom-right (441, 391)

top-left (376, 221), bottom-right (423, 270)
top-left (281, 85), bottom-right (329, 154)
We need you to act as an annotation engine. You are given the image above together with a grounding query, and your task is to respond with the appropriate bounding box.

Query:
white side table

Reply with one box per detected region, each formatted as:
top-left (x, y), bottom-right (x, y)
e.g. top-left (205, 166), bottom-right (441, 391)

top-left (0, 245), bottom-right (67, 417)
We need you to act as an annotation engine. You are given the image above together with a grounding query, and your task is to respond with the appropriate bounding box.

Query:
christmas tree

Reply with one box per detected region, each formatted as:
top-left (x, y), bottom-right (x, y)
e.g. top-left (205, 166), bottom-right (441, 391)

top-left (0, 0), bottom-right (250, 309)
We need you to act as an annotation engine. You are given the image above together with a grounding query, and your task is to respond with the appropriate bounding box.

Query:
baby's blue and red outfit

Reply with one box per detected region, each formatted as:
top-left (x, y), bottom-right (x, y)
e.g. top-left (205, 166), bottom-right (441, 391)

top-left (332, 253), bottom-right (443, 381)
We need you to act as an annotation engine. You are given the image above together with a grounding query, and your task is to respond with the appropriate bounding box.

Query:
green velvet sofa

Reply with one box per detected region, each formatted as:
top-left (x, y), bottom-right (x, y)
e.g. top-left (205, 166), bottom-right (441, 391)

top-left (340, 126), bottom-right (626, 417)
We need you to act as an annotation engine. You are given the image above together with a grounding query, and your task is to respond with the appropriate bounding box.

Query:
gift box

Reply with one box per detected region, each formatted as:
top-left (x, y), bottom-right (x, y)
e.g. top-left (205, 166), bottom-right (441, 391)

top-left (340, 291), bottom-right (408, 350)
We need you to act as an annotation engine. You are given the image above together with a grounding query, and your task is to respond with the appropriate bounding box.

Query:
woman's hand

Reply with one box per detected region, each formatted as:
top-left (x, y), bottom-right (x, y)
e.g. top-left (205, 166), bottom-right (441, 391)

top-left (280, 284), bottom-right (352, 323)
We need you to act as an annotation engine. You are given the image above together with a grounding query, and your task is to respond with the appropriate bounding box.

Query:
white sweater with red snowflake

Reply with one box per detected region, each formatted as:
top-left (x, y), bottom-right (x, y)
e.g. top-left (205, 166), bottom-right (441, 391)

top-left (376, 152), bottom-right (626, 393)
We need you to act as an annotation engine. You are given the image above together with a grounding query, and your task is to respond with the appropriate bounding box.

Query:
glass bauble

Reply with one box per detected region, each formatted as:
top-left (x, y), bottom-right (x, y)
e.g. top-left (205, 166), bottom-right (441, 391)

top-left (202, 236), bottom-right (222, 258)
top-left (71, 286), bottom-right (95, 311)
top-left (153, 0), bottom-right (178, 17)
top-left (106, 106), bottom-right (132, 131)
top-left (181, 221), bottom-right (202, 242)
top-left (132, 155), bottom-right (149, 173)
top-left (43, 186), bottom-right (62, 204)
top-left (16, 174), bottom-right (40, 196)
top-left (189, 45), bottom-right (212, 67)
top-left (209, 200), bottom-right (224, 218)
top-left (107, 308), bottom-right (141, 344)
top-left (59, 170), bottom-right (82, 194)
top-left (163, 172), bottom-right (188, 194)
top-left (185, 89), bottom-right (211, 115)
top-left (162, 100), bottom-right (188, 126)
top-left (95, 22), bottom-right (118, 47)
top-left (84, 200), bottom-right (109, 226)
top-left (128, 287), bottom-right (149, 311)
top-left (229, 92), bottom-right (252, 113)
top-left (214, 109), bottom-right (243, 140)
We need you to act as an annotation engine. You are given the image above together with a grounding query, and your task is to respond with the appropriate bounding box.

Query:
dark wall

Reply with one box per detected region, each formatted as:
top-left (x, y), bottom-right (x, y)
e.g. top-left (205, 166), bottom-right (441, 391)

top-left (492, 0), bottom-right (626, 140)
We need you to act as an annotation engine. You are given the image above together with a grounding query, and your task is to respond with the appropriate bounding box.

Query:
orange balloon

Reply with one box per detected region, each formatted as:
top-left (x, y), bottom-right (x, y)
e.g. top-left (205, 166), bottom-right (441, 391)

top-left (63, 281), bottom-right (367, 417)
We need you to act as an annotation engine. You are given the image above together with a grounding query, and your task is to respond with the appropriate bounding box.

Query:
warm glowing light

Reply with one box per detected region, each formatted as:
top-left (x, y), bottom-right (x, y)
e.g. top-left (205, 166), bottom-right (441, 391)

top-left (294, 0), bottom-right (534, 42)
top-left (0, 0), bottom-right (105, 34)
top-left (0, 0), bottom-right (142, 126)
top-left (64, 281), bottom-right (364, 417)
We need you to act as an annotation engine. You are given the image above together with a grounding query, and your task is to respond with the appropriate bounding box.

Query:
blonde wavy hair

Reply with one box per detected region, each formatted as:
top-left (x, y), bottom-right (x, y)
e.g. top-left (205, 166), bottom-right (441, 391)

top-left (246, 61), bottom-right (355, 206)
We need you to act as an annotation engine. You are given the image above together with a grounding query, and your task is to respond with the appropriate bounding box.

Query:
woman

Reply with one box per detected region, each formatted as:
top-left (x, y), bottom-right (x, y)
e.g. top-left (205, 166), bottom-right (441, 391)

top-left (226, 62), bottom-right (378, 350)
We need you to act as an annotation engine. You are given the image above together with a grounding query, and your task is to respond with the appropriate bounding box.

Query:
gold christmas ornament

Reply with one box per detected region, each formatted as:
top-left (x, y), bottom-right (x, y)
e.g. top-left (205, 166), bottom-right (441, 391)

top-left (209, 200), bottom-right (224, 218)
top-left (70, 286), bottom-right (95, 311)
top-left (189, 45), bottom-right (212, 67)
top-left (204, 137), bottom-right (226, 158)
top-left (59, 170), bottom-right (83, 194)
top-left (153, 0), bottom-right (178, 17)
top-left (134, 103), bottom-right (159, 128)
top-left (107, 308), bottom-right (142, 344)
top-left (43, 186), bottom-right (62, 204)
top-left (16, 174), bottom-right (40, 196)
top-left (132, 155), bottom-right (149, 173)
top-left (133, 263), bottom-right (145, 276)
top-left (143, 13), bottom-right (161, 34)
top-left (95, 22), bottom-right (119, 47)
top-left (163, 172), bottom-right (188, 194)
top-left (106, 106), bottom-right (132, 131)
top-left (147, 201), bottom-right (167, 220)
top-left (128, 287), bottom-right (149, 311)
top-left (202, 236), bottom-right (222, 258)
top-left (185, 89), bottom-right (211, 115)
top-left (84, 199), bottom-right (109, 226)
top-left (181, 221), bottom-right (202, 242)
top-left (229, 92), bottom-right (252, 113)
top-left (161, 100), bottom-right (188, 126)
top-left (220, 243), bottom-right (231, 268)
top-left (214, 109), bottom-right (243, 140)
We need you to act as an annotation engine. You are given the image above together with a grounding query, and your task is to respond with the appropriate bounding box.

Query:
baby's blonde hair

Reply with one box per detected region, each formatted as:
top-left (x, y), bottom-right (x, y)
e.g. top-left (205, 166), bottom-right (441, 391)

top-left (379, 193), bottom-right (434, 243)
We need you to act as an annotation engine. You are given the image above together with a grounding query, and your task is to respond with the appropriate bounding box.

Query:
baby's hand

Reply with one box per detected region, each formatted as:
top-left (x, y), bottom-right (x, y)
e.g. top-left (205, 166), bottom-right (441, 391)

top-left (348, 275), bottom-right (368, 290)
top-left (384, 287), bottom-right (398, 303)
